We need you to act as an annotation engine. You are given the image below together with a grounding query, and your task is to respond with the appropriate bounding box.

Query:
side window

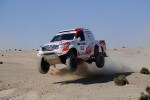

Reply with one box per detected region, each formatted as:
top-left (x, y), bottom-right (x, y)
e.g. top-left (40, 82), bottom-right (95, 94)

top-left (76, 32), bottom-right (85, 41)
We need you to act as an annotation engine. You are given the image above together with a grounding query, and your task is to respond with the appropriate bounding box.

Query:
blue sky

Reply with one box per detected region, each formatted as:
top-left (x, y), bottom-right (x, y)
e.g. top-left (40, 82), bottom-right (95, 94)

top-left (0, 0), bottom-right (150, 49)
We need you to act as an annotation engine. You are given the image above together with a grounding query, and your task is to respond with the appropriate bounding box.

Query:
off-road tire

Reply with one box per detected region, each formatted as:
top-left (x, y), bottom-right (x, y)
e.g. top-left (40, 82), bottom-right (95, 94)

top-left (38, 57), bottom-right (50, 74)
top-left (66, 54), bottom-right (77, 72)
top-left (95, 52), bottom-right (105, 68)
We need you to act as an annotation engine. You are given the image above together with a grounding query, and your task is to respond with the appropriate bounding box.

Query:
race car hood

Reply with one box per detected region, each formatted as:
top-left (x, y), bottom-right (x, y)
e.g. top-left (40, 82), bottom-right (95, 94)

top-left (43, 40), bottom-right (73, 46)
top-left (41, 40), bottom-right (73, 51)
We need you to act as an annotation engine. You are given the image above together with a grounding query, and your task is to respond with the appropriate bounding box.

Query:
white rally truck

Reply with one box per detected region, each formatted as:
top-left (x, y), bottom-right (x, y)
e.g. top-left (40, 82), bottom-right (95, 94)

top-left (37, 28), bottom-right (107, 74)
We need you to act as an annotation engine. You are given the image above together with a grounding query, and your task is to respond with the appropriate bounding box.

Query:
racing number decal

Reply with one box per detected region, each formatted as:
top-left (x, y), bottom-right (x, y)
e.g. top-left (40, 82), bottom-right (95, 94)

top-left (78, 45), bottom-right (85, 56)
top-left (78, 43), bottom-right (86, 51)
top-left (78, 42), bottom-right (86, 56)
top-left (80, 46), bottom-right (84, 50)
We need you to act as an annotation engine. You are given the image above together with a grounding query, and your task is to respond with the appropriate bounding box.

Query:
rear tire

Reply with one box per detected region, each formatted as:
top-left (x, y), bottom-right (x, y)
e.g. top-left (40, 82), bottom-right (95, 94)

top-left (38, 57), bottom-right (50, 74)
top-left (95, 52), bottom-right (105, 68)
top-left (66, 54), bottom-right (77, 72)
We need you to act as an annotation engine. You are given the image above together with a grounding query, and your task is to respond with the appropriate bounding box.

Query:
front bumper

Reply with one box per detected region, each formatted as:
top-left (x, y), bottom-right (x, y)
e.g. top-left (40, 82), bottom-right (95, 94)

top-left (37, 51), bottom-right (62, 65)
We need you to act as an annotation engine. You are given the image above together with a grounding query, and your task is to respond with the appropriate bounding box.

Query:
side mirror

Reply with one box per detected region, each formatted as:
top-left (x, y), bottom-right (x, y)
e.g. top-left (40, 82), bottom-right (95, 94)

top-left (73, 37), bottom-right (76, 41)
top-left (77, 37), bottom-right (81, 41)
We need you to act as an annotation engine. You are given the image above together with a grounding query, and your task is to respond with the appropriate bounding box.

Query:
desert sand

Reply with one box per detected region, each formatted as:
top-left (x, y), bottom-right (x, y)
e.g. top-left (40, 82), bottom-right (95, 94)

top-left (0, 48), bottom-right (150, 100)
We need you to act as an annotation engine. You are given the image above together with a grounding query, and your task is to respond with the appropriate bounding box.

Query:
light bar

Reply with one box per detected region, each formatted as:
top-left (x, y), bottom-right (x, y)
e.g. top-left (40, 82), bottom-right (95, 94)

top-left (59, 29), bottom-right (75, 33)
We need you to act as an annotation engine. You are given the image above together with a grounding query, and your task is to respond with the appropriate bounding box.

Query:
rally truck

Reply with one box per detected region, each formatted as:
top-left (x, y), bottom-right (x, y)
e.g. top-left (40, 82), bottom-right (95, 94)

top-left (37, 28), bottom-right (107, 74)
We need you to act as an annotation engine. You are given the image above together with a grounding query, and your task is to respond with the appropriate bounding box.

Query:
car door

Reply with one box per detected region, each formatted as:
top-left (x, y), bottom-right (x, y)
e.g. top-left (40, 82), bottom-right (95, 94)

top-left (84, 31), bottom-right (95, 56)
top-left (76, 31), bottom-right (86, 58)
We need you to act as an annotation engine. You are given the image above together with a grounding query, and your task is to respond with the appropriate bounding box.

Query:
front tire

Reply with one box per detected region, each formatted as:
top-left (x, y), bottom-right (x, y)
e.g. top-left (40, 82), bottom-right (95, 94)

top-left (95, 52), bottom-right (105, 68)
top-left (38, 57), bottom-right (50, 74)
top-left (66, 54), bottom-right (77, 72)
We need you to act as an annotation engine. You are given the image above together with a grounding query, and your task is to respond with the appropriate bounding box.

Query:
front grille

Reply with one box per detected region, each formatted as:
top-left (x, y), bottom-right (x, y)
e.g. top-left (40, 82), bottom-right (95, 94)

top-left (42, 45), bottom-right (59, 51)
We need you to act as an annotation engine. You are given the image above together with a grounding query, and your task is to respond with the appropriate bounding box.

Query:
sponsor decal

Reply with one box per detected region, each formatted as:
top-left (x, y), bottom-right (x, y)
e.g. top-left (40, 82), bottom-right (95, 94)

top-left (77, 43), bottom-right (86, 45)
top-left (60, 42), bottom-right (70, 52)
top-left (86, 43), bottom-right (94, 54)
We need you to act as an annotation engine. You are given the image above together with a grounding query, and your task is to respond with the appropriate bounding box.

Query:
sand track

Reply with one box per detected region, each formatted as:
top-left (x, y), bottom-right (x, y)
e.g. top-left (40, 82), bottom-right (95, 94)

top-left (0, 48), bottom-right (150, 100)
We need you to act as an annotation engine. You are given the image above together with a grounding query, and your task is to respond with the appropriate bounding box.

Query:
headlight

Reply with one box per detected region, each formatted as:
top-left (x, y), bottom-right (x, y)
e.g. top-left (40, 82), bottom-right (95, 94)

top-left (42, 45), bottom-right (53, 51)
top-left (53, 45), bottom-right (59, 49)
top-left (39, 47), bottom-right (42, 51)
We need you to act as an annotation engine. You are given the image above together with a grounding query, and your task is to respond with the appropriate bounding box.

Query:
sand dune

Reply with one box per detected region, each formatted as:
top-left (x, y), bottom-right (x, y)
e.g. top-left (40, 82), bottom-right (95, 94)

top-left (0, 48), bottom-right (150, 100)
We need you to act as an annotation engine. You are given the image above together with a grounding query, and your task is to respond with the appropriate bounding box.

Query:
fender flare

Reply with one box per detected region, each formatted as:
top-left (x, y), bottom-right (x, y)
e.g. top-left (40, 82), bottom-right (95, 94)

top-left (94, 45), bottom-right (99, 55)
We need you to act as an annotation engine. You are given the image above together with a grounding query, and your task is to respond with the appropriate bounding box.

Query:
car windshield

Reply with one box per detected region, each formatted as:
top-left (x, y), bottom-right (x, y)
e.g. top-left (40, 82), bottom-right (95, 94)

top-left (51, 33), bottom-right (75, 42)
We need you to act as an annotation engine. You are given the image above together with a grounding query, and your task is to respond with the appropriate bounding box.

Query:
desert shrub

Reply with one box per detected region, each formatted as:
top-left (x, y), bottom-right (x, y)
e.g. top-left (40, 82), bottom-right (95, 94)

top-left (114, 48), bottom-right (117, 51)
top-left (140, 67), bottom-right (150, 75)
top-left (2, 54), bottom-right (4, 56)
top-left (32, 49), bottom-right (34, 50)
top-left (15, 49), bottom-right (17, 51)
top-left (19, 49), bottom-right (22, 51)
top-left (139, 86), bottom-right (150, 100)
top-left (136, 50), bottom-right (141, 54)
top-left (0, 62), bottom-right (3, 64)
top-left (122, 46), bottom-right (126, 48)
top-left (37, 49), bottom-right (39, 51)
top-left (146, 86), bottom-right (150, 95)
top-left (9, 49), bottom-right (11, 51)
top-left (139, 93), bottom-right (150, 100)
top-left (114, 75), bottom-right (129, 86)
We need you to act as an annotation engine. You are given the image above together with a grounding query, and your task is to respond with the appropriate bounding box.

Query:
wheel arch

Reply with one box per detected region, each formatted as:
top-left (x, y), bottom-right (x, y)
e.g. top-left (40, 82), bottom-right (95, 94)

top-left (59, 48), bottom-right (77, 64)
top-left (94, 45), bottom-right (99, 56)
top-left (67, 48), bottom-right (77, 56)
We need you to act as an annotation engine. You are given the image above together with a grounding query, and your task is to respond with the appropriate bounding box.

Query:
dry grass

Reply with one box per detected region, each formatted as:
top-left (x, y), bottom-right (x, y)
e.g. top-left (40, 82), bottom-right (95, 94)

top-left (139, 86), bottom-right (150, 100)
top-left (139, 93), bottom-right (150, 100)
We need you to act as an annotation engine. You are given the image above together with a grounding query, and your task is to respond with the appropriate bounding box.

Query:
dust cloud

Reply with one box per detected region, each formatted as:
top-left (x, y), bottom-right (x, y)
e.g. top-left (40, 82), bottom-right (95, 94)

top-left (50, 48), bottom-right (150, 77)
top-left (49, 63), bottom-right (93, 77)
